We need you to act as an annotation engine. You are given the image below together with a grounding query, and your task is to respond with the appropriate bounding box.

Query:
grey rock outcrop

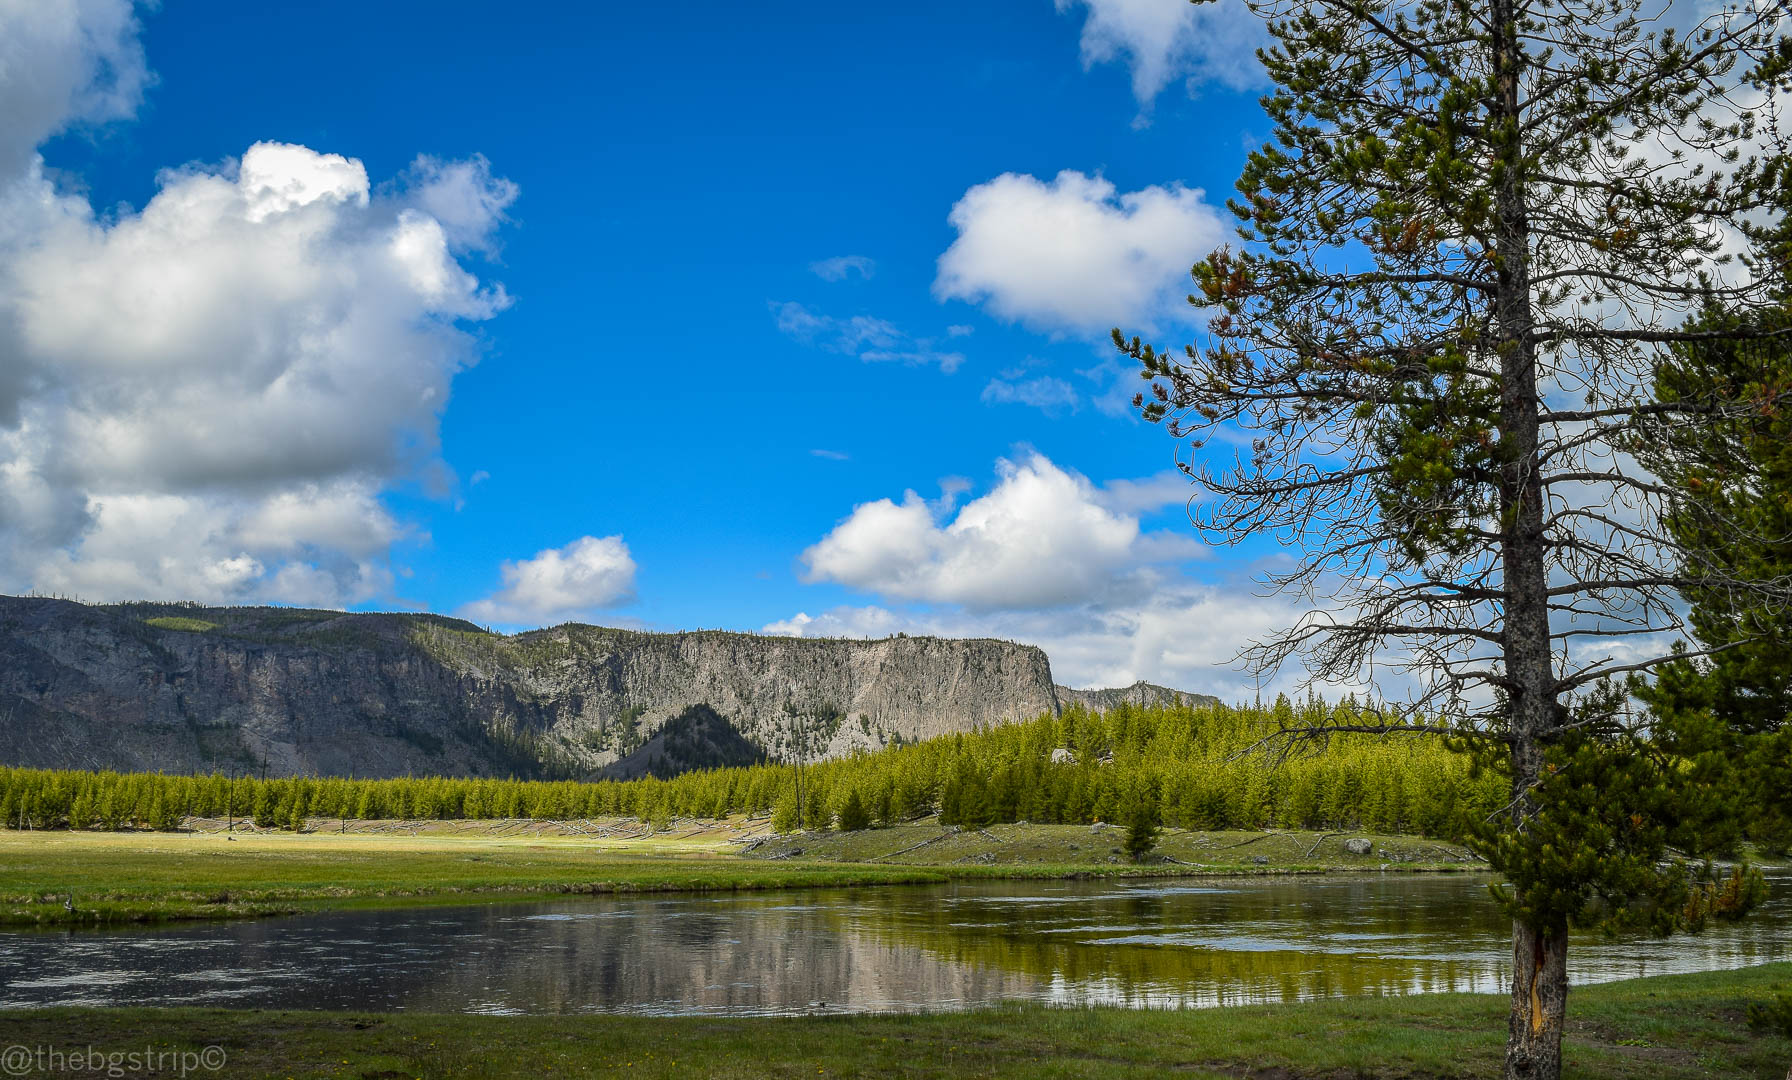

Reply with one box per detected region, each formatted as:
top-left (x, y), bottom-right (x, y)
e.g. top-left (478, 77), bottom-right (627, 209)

top-left (1054, 680), bottom-right (1220, 712)
top-left (0, 596), bottom-right (1060, 779)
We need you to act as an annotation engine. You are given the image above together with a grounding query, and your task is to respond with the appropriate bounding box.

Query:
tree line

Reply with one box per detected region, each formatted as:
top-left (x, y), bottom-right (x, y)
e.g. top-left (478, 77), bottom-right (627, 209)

top-left (0, 698), bottom-right (1505, 839)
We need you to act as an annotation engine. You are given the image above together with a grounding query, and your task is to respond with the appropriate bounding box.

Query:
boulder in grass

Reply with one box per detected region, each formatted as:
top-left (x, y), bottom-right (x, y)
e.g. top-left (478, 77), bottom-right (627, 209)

top-left (1345, 837), bottom-right (1373, 855)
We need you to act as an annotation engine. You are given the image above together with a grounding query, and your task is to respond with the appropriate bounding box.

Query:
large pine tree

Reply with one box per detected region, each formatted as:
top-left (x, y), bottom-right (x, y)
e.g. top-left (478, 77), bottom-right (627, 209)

top-left (1639, 293), bottom-right (1792, 848)
top-left (1115, 0), bottom-right (1790, 1075)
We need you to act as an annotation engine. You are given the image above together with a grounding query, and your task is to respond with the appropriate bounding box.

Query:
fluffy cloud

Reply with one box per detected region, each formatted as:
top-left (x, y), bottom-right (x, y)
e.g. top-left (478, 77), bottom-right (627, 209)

top-left (461, 536), bottom-right (637, 627)
top-left (20, 482), bottom-right (400, 608)
top-left (405, 154), bottom-right (519, 255)
top-left (8, 143), bottom-right (508, 493)
top-left (773, 452), bottom-right (1335, 697)
top-left (934, 171), bottom-right (1225, 335)
top-left (0, 3), bottom-right (517, 607)
top-left (234, 484), bottom-right (406, 559)
top-left (809, 255), bottom-right (875, 281)
top-left (800, 453), bottom-right (1199, 611)
top-left (1055, 0), bottom-right (1264, 107)
top-left (0, 0), bottom-right (150, 177)
top-left (772, 301), bottom-right (965, 373)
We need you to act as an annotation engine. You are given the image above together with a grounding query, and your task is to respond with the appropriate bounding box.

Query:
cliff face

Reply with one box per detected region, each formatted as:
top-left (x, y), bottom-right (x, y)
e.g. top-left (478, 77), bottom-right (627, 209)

top-left (0, 597), bottom-right (1061, 779)
top-left (1055, 680), bottom-right (1220, 713)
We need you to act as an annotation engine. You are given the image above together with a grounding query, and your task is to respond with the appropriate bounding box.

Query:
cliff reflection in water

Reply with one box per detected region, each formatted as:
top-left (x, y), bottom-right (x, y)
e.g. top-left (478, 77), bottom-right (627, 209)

top-left (1, 874), bottom-right (1787, 1015)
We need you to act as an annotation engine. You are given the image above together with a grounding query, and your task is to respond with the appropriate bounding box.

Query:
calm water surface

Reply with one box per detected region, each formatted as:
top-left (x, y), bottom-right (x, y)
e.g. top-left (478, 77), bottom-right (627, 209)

top-left (1, 874), bottom-right (1788, 1015)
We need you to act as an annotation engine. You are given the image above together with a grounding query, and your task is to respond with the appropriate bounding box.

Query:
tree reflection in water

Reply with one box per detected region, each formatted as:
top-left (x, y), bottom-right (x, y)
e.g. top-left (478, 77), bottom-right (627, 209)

top-left (0, 874), bottom-right (1786, 1014)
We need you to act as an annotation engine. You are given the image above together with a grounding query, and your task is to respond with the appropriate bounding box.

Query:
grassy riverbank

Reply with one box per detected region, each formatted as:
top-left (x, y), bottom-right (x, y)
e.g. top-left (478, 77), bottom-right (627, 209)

top-left (5, 963), bottom-right (1790, 1078)
top-left (0, 820), bottom-right (1475, 927)
top-left (754, 820), bottom-right (1481, 867)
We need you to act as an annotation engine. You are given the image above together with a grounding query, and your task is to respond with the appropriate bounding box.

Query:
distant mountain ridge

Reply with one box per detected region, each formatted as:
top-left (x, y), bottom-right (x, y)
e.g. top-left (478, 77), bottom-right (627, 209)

top-left (0, 595), bottom-right (1211, 780)
top-left (1055, 680), bottom-right (1221, 713)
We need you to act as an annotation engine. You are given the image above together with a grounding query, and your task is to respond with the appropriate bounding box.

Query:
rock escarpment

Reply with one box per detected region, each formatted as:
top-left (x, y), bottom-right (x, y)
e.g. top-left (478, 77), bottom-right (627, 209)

top-left (1054, 680), bottom-right (1220, 713)
top-left (0, 596), bottom-right (1063, 779)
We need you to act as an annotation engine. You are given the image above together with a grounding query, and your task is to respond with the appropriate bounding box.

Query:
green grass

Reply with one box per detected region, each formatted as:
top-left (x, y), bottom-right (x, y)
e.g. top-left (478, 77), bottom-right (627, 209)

top-left (140, 616), bottom-right (217, 633)
top-left (762, 821), bottom-right (1479, 869)
top-left (1, 825), bottom-right (1362, 928)
top-left (0, 830), bottom-right (965, 927)
top-left (4, 963), bottom-right (1790, 1078)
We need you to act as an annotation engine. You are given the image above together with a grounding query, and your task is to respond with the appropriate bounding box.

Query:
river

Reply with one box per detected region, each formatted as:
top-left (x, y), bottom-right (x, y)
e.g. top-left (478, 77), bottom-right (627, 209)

top-left (2, 873), bottom-right (1787, 1015)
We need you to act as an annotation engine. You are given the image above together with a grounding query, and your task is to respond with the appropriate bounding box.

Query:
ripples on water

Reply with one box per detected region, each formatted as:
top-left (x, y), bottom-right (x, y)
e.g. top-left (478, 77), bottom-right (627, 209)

top-left (1, 873), bottom-right (1787, 1015)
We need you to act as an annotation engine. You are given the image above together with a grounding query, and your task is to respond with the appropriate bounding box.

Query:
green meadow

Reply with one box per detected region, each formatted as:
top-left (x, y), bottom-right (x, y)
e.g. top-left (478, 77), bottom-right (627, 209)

top-left (0, 821), bottom-right (1470, 927)
top-left (5, 964), bottom-right (1789, 1079)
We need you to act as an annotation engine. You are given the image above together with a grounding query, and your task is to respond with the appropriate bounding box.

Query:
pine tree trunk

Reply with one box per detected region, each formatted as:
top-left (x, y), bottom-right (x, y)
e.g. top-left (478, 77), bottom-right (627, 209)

top-left (1485, 0), bottom-right (1566, 1073)
top-left (1506, 919), bottom-right (1569, 1079)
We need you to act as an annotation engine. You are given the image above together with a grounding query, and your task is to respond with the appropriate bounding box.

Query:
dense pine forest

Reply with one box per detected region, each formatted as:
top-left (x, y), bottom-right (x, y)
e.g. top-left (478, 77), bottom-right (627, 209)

top-left (0, 699), bottom-right (1509, 840)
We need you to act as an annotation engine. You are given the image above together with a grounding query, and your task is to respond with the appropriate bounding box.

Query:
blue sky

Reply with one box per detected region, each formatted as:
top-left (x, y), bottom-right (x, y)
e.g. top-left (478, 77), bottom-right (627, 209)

top-left (0, 0), bottom-right (1304, 692)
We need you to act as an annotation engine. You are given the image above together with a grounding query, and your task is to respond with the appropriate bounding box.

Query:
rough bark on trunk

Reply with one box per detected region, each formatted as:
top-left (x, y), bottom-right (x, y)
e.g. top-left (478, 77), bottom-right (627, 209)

top-left (1487, 0), bottom-right (1565, 1074)
top-left (1506, 919), bottom-right (1569, 1079)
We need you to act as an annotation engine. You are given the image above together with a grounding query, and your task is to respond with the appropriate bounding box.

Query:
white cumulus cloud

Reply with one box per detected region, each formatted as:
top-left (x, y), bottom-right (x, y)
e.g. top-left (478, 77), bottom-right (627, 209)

top-left (772, 454), bottom-right (1335, 698)
top-left (0, 0), bottom-right (150, 177)
top-left (0, 3), bottom-right (518, 608)
top-left (934, 170), bottom-right (1225, 335)
top-left (461, 536), bottom-right (638, 627)
top-left (234, 484), bottom-right (407, 560)
top-left (800, 453), bottom-right (1199, 611)
top-left (22, 483), bottom-right (400, 608)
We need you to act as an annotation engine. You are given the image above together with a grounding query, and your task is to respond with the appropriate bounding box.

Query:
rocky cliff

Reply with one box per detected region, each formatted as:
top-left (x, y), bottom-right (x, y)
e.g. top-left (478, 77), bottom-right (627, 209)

top-left (0, 596), bottom-right (1066, 779)
top-left (1054, 680), bottom-right (1220, 712)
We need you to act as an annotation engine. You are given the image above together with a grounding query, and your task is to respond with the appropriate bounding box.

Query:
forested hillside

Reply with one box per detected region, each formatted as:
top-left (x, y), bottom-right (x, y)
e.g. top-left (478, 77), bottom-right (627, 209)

top-left (0, 699), bottom-right (1505, 840)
